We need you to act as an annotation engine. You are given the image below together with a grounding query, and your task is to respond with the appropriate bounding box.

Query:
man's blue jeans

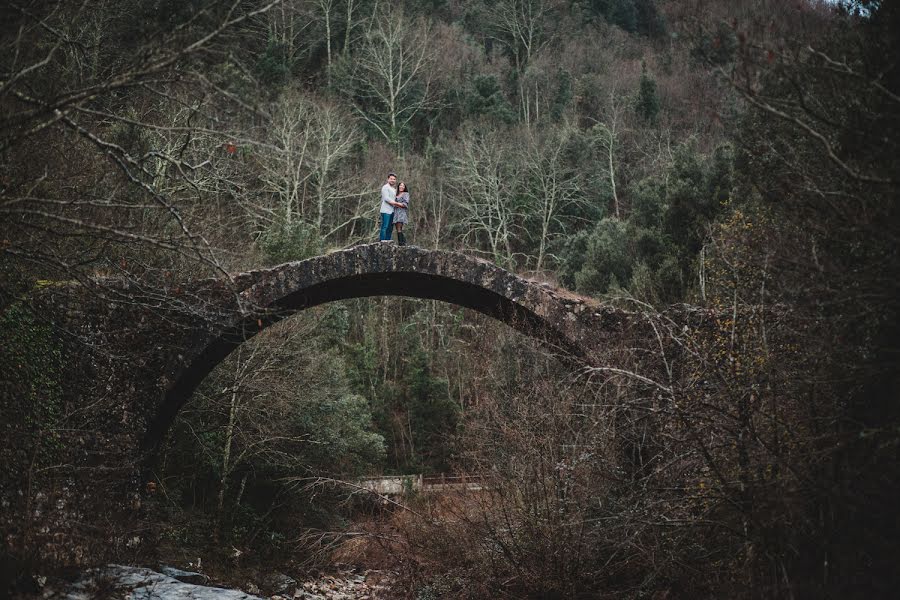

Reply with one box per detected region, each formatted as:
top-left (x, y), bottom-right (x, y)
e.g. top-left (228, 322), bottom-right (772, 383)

top-left (379, 212), bottom-right (394, 241)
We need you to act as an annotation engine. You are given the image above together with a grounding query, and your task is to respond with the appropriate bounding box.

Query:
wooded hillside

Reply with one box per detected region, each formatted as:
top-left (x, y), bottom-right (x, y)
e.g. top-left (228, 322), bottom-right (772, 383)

top-left (2, 1), bottom-right (898, 597)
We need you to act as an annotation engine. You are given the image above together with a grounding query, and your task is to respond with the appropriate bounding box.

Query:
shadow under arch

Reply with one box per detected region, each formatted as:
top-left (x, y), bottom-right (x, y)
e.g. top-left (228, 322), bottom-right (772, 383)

top-left (142, 244), bottom-right (597, 455)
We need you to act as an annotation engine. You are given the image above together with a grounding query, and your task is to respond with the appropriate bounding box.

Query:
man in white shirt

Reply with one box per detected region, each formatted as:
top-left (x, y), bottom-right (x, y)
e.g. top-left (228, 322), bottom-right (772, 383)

top-left (378, 172), bottom-right (402, 241)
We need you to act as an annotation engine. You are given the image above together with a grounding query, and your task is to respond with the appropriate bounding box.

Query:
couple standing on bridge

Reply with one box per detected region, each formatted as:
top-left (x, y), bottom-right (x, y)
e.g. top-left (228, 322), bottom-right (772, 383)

top-left (378, 172), bottom-right (411, 245)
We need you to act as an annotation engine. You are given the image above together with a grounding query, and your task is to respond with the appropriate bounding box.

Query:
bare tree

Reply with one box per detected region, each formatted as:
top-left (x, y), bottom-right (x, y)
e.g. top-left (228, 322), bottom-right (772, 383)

top-left (342, 7), bottom-right (439, 147)
top-left (250, 0), bottom-right (317, 76)
top-left (316, 0), bottom-right (336, 84)
top-left (485, 0), bottom-right (557, 124)
top-left (309, 101), bottom-right (362, 237)
top-left (447, 125), bottom-right (521, 267)
top-left (520, 126), bottom-right (584, 272)
top-left (342, 0), bottom-right (358, 56)
top-left (257, 89), bottom-right (316, 226)
top-left (581, 64), bottom-right (636, 219)
top-left (0, 0), bottom-right (283, 286)
top-left (0, 0), bottom-right (291, 570)
top-left (253, 89), bottom-right (362, 243)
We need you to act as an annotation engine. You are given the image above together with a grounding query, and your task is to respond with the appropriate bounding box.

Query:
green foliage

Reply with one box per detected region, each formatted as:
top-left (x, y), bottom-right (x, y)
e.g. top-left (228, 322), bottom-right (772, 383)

top-left (692, 21), bottom-right (738, 66)
top-left (258, 219), bottom-right (323, 264)
top-left (112, 0), bottom-right (211, 48)
top-left (353, 325), bottom-right (458, 474)
top-left (629, 177), bottom-right (664, 229)
top-left (607, 0), bottom-right (638, 32)
top-left (145, 0), bottom-right (208, 28)
top-left (255, 38), bottom-right (292, 88)
top-left (572, 218), bottom-right (632, 295)
top-left (635, 62), bottom-right (660, 124)
top-left (465, 75), bottom-right (517, 124)
top-left (558, 141), bottom-right (733, 302)
top-left (663, 142), bottom-right (733, 256)
top-left (578, 0), bottom-right (663, 35)
top-left (0, 301), bottom-right (65, 469)
top-left (635, 0), bottom-right (666, 37)
top-left (160, 310), bottom-right (386, 558)
top-left (550, 70), bottom-right (573, 122)
top-left (560, 126), bottom-right (611, 222)
top-left (319, 304), bottom-right (351, 346)
top-left (297, 393), bottom-right (387, 473)
top-left (405, 344), bottom-right (457, 472)
top-left (557, 229), bottom-right (591, 290)
top-left (347, 333), bottom-right (379, 404)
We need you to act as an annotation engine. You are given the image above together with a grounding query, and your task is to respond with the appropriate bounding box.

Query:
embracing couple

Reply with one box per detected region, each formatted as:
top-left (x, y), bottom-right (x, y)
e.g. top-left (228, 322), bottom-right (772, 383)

top-left (378, 171), bottom-right (410, 246)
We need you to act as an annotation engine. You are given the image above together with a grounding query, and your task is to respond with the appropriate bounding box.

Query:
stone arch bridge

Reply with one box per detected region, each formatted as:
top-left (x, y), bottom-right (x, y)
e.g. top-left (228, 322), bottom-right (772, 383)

top-left (10, 242), bottom-right (670, 564)
top-left (49, 243), bottom-right (640, 454)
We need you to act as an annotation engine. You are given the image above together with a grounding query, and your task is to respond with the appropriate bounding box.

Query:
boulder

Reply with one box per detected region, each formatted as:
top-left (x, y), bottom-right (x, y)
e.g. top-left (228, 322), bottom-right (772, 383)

top-left (158, 565), bottom-right (210, 585)
top-left (63, 565), bottom-right (264, 599)
top-left (263, 572), bottom-right (298, 594)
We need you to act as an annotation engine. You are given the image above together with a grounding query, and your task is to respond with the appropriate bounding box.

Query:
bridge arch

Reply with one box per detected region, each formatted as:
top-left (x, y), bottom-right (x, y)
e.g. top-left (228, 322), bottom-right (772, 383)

top-left (144, 243), bottom-right (606, 451)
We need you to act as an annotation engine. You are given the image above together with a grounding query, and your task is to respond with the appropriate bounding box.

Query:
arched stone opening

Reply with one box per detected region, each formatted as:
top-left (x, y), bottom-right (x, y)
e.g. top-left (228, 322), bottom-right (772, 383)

top-left (140, 244), bottom-right (606, 454)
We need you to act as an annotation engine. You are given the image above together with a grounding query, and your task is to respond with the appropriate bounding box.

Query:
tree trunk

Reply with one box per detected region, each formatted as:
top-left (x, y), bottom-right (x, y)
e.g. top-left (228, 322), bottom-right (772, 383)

top-left (215, 349), bottom-right (242, 540)
top-left (607, 127), bottom-right (619, 218)
top-left (324, 2), bottom-right (333, 87)
top-left (344, 0), bottom-right (354, 55)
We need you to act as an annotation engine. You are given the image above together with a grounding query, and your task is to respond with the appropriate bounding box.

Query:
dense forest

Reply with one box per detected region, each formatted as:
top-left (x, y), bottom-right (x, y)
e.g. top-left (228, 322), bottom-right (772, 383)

top-left (2, 0), bottom-right (899, 597)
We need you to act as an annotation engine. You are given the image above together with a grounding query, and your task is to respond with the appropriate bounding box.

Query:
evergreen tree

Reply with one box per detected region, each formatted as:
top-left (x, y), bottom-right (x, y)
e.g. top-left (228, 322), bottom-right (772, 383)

top-left (550, 70), bottom-right (573, 121)
top-left (635, 61), bottom-right (660, 124)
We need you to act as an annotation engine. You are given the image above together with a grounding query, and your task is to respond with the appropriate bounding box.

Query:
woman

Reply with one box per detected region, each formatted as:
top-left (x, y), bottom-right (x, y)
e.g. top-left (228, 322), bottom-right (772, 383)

top-left (393, 182), bottom-right (410, 246)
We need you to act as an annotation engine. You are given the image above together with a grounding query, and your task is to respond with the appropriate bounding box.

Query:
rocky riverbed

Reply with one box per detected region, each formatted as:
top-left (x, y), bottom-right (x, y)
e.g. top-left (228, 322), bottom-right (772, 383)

top-left (35, 564), bottom-right (397, 599)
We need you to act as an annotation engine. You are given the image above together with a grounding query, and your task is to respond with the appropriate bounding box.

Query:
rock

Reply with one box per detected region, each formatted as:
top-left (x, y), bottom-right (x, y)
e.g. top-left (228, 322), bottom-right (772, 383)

top-left (263, 572), bottom-right (298, 594)
top-left (246, 582), bottom-right (260, 595)
top-left (62, 565), bottom-right (264, 599)
top-left (158, 565), bottom-right (210, 585)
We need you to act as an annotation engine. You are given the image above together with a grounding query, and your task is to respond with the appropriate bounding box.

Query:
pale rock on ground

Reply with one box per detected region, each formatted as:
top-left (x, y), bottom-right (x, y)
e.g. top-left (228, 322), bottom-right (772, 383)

top-left (50, 565), bottom-right (264, 599)
top-left (38, 565), bottom-right (396, 600)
